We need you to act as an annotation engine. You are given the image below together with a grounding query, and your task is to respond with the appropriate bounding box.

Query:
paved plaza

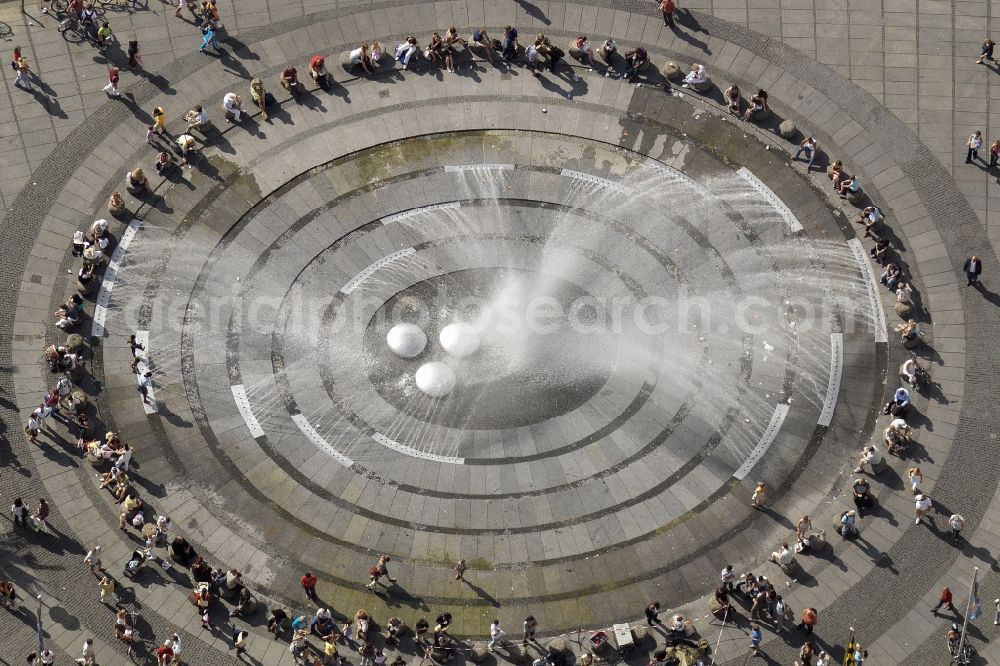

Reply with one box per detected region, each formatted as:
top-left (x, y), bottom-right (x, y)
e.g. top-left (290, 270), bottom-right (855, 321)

top-left (1, 0), bottom-right (1000, 665)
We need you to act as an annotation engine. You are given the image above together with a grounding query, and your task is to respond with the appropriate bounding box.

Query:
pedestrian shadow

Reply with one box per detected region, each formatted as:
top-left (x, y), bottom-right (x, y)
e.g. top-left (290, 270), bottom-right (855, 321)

top-left (293, 89), bottom-right (327, 113)
top-left (159, 404), bottom-right (193, 429)
top-left (972, 280), bottom-right (1000, 307)
top-left (320, 78), bottom-right (351, 104)
top-left (215, 46), bottom-right (252, 79)
top-left (132, 67), bottom-right (175, 94)
top-left (464, 579), bottom-right (501, 607)
top-left (673, 11), bottom-right (711, 53)
top-left (39, 431), bottom-right (80, 469)
top-left (854, 535), bottom-right (897, 573)
top-left (535, 67), bottom-right (588, 100)
top-left (369, 584), bottom-right (430, 612)
top-left (756, 506), bottom-right (794, 530)
top-left (514, 0), bottom-right (550, 25)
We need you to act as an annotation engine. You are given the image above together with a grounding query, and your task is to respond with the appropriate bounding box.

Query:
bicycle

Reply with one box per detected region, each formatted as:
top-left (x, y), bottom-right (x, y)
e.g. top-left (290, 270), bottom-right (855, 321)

top-left (58, 13), bottom-right (95, 43)
top-left (116, 608), bottom-right (142, 658)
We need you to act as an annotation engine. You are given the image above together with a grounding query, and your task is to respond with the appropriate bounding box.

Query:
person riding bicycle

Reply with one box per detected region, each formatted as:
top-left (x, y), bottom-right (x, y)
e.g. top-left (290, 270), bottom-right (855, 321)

top-left (67, 0), bottom-right (83, 18)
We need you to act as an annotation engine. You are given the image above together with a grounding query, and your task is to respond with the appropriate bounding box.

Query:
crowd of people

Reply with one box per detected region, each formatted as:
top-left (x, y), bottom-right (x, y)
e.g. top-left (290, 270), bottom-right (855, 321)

top-left (5, 0), bottom-right (992, 663)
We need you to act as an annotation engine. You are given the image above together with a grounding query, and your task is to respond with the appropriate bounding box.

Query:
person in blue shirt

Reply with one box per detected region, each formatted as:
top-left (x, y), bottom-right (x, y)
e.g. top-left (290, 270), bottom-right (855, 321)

top-left (749, 623), bottom-right (762, 655)
top-left (501, 26), bottom-right (518, 61)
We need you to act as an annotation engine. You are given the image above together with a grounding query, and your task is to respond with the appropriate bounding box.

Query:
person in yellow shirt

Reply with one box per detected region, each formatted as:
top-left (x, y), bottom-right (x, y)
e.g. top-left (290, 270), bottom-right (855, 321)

top-left (323, 634), bottom-right (344, 665)
top-left (152, 107), bottom-right (165, 133)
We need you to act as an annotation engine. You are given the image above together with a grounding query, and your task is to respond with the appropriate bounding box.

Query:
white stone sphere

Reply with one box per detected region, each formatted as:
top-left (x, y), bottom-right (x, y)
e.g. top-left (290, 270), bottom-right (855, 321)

top-left (386, 323), bottom-right (427, 358)
top-left (415, 362), bottom-right (456, 397)
top-left (439, 322), bottom-right (481, 358)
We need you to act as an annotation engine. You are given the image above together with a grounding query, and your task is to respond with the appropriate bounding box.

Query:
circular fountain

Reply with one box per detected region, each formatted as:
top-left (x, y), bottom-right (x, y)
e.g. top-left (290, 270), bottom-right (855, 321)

top-left (415, 361), bottom-right (457, 397)
top-left (386, 323), bottom-right (427, 358)
top-left (439, 322), bottom-right (481, 358)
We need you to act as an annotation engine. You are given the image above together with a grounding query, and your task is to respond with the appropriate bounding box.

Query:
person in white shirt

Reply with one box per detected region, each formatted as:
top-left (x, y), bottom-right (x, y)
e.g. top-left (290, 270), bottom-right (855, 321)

top-left (768, 543), bottom-right (794, 566)
top-left (949, 513), bottom-right (965, 542)
top-left (720, 564), bottom-right (736, 591)
top-left (682, 63), bottom-right (707, 86)
top-left (222, 92), bottom-right (242, 123)
top-left (967, 130), bottom-right (983, 163)
top-left (914, 494), bottom-right (932, 525)
top-left (78, 638), bottom-right (96, 665)
top-left (488, 619), bottom-right (505, 651)
top-left (184, 105), bottom-right (208, 132)
top-left (856, 206), bottom-right (882, 238)
top-left (854, 444), bottom-right (883, 473)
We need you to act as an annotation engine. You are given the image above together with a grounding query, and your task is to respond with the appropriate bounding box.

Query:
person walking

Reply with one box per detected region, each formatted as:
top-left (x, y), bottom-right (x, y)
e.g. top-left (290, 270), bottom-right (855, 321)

top-left (83, 546), bottom-right (104, 575)
top-left (454, 559), bottom-right (467, 581)
top-left (103, 66), bottom-right (120, 97)
top-left (148, 106), bottom-right (166, 139)
top-left (967, 131), bottom-right (983, 163)
top-left (914, 493), bottom-right (932, 525)
top-left (13, 48), bottom-right (32, 91)
top-left (751, 481), bottom-right (766, 507)
top-left (137, 371), bottom-right (152, 404)
top-left (155, 639), bottom-right (175, 665)
top-left (127, 34), bottom-right (142, 68)
top-left (372, 554), bottom-right (396, 585)
top-left (932, 586), bottom-right (957, 613)
top-left (31, 498), bottom-right (50, 531)
top-left (797, 607), bottom-right (818, 634)
top-left (749, 622), bottom-right (762, 655)
top-left (977, 37), bottom-right (996, 64)
top-left (796, 515), bottom-right (812, 541)
top-left (660, 0), bottom-right (676, 28)
top-left (949, 514), bottom-right (965, 542)
top-left (645, 601), bottom-right (661, 626)
top-left (487, 619), bottom-right (505, 652)
top-left (522, 615), bottom-right (537, 645)
top-left (77, 638), bottom-right (96, 665)
top-left (231, 628), bottom-right (248, 656)
top-left (907, 467), bottom-right (923, 494)
top-left (98, 575), bottom-right (117, 606)
top-left (301, 571), bottom-right (319, 602)
top-left (963, 255), bottom-right (982, 286)
top-left (11, 498), bottom-right (29, 527)
top-left (200, 25), bottom-right (220, 53)
top-left (25, 413), bottom-right (40, 444)
top-left (115, 443), bottom-right (132, 473)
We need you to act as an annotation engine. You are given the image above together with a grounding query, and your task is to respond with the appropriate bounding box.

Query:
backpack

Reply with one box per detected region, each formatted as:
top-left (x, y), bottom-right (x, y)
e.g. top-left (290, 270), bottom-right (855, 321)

top-left (369, 565), bottom-right (381, 578)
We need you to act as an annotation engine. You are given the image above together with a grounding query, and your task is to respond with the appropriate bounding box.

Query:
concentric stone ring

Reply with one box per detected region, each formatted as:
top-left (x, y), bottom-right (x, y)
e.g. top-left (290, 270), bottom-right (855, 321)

top-left (5, 2), bottom-right (994, 663)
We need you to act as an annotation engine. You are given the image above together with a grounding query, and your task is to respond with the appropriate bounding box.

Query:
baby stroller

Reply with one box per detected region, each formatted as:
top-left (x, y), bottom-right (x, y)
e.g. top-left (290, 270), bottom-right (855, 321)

top-left (124, 549), bottom-right (146, 578)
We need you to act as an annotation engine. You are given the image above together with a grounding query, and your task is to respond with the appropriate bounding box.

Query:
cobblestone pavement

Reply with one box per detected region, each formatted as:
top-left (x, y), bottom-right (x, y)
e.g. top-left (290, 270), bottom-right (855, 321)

top-left (1, 0), bottom-right (999, 665)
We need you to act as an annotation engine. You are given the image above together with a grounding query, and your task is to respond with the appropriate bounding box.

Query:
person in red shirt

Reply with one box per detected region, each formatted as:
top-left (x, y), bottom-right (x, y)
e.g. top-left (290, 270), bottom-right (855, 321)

top-left (155, 640), bottom-right (174, 665)
top-left (103, 66), bottom-right (120, 97)
top-left (660, 0), bottom-right (677, 28)
top-left (309, 54), bottom-right (330, 89)
top-left (932, 586), bottom-right (957, 613)
top-left (301, 571), bottom-right (318, 601)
